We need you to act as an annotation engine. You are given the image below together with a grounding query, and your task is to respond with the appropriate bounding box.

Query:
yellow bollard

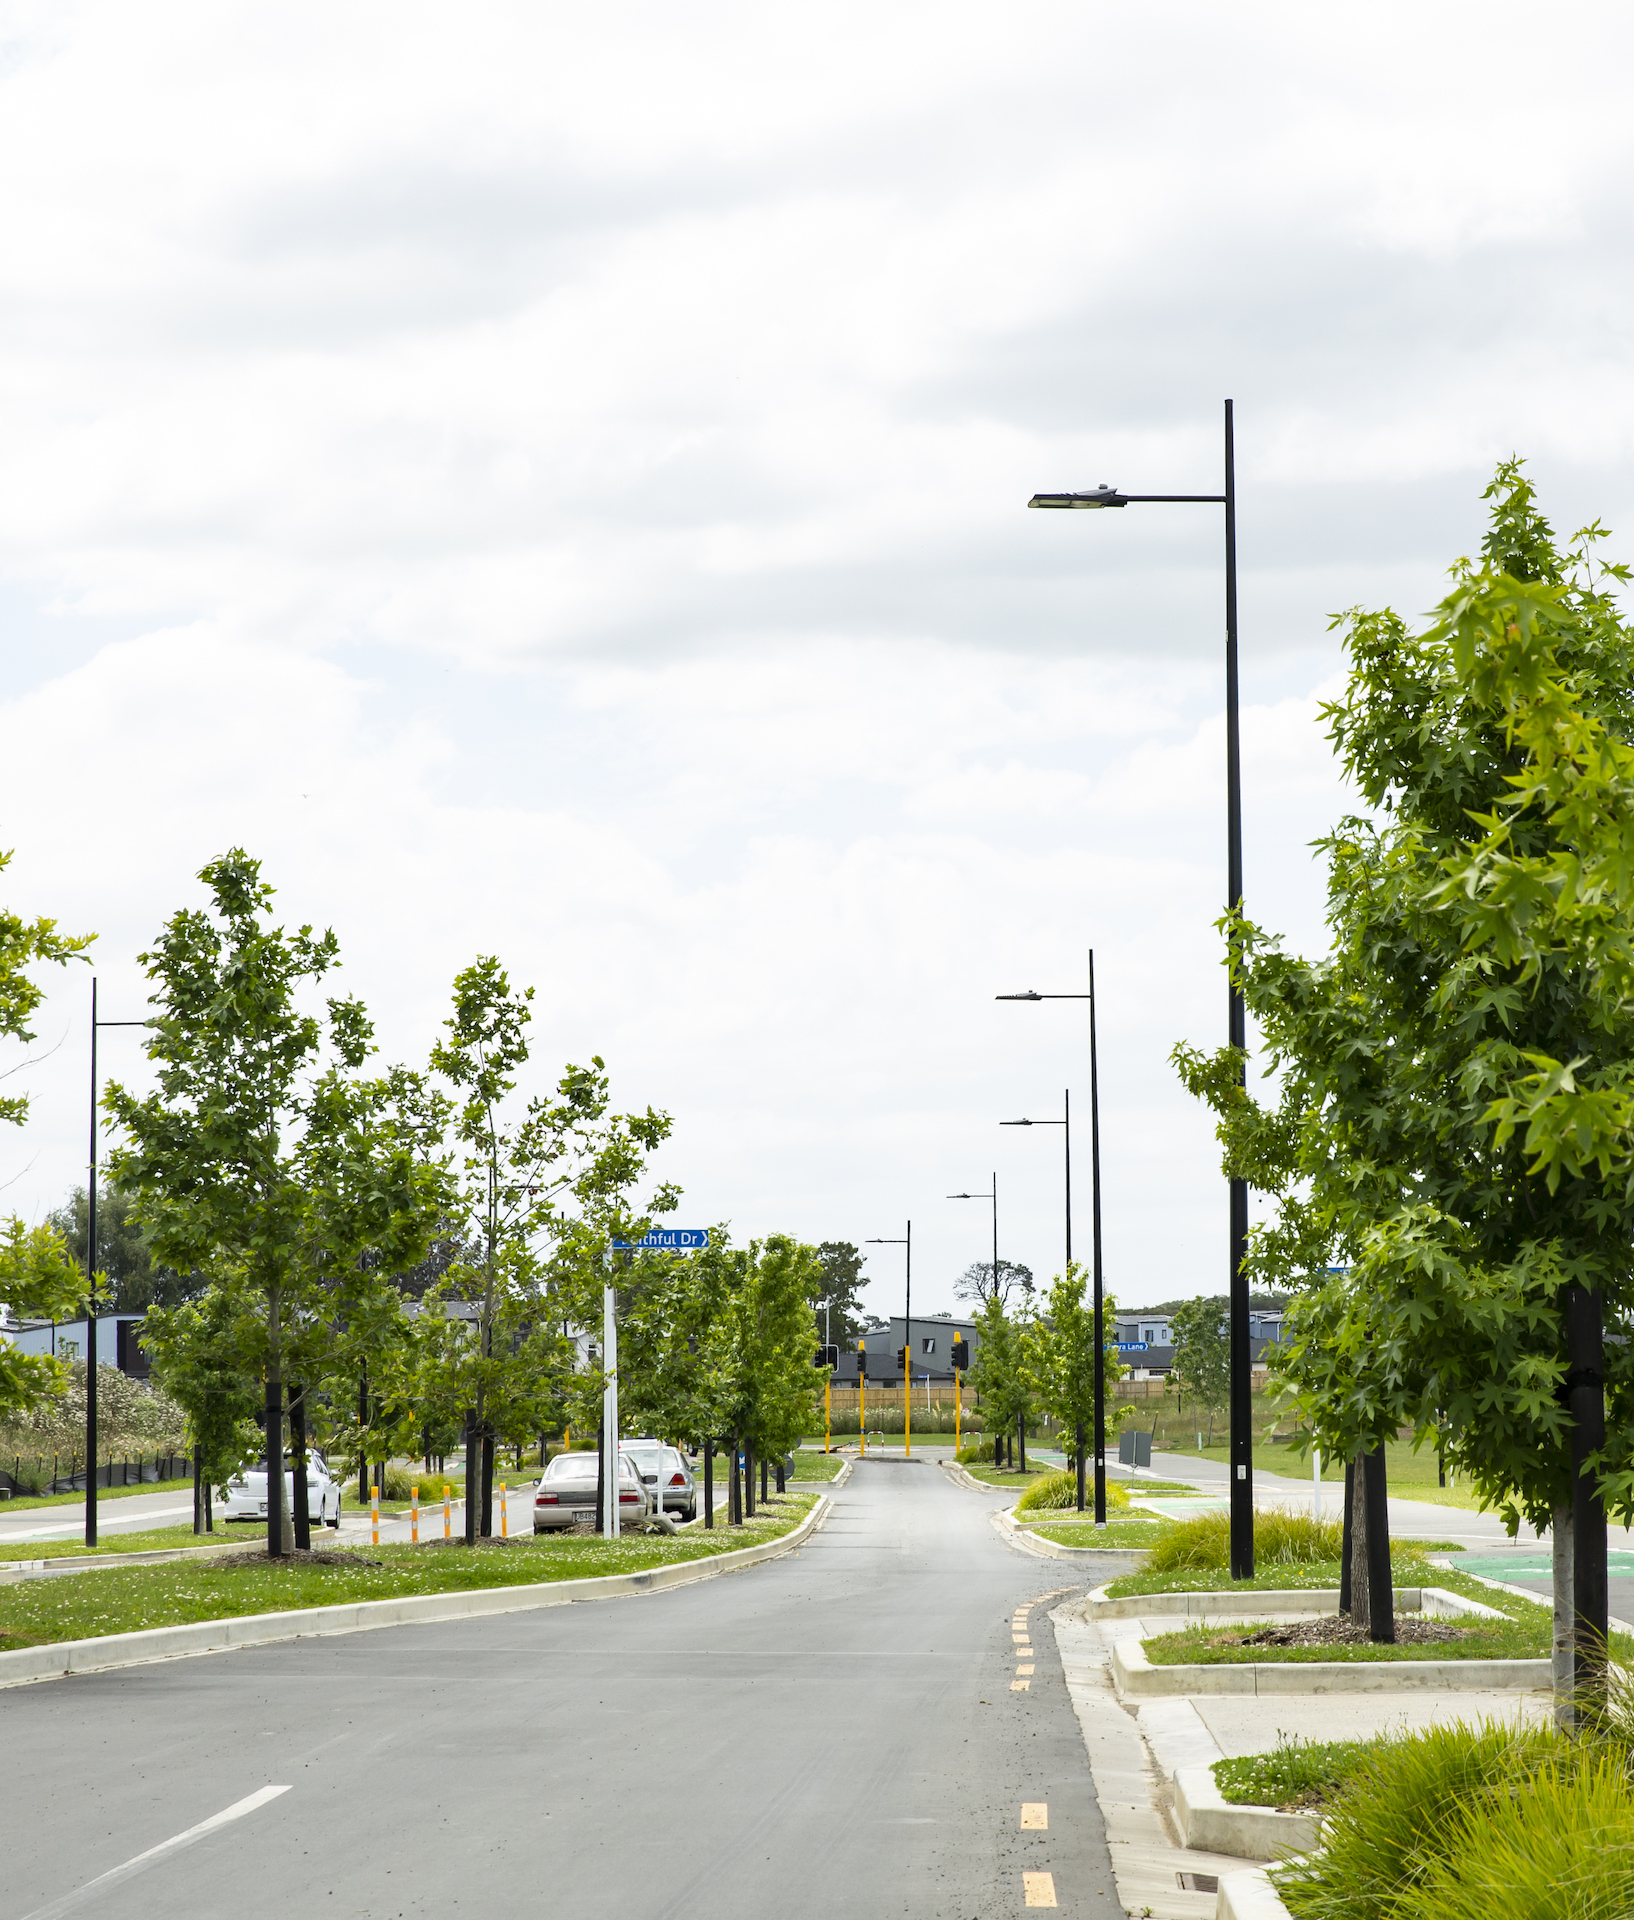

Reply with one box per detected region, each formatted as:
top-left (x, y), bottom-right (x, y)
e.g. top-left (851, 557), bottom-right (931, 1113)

top-left (443, 1485), bottom-right (452, 1540)
top-left (500, 1482), bottom-right (508, 1538)
top-left (370, 1482), bottom-right (379, 1547)
top-left (411, 1485), bottom-right (419, 1544)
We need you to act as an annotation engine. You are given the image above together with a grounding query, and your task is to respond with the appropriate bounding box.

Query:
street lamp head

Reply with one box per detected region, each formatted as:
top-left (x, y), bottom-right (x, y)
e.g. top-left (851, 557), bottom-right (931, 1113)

top-left (995, 990), bottom-right (1043, 1001)
top-left (1028, 487), bottom-right (1127, 510)
top-left (1000, 1119), bottom-right (1034, 1127)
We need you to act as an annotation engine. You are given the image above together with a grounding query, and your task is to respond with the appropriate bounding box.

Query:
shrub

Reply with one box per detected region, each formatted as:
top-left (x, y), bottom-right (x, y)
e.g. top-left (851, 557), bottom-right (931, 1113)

top-left (1016, 1468), bottom-right (1131, 1514)
top-left (1143, 1504), bottom-right (1343, 1573)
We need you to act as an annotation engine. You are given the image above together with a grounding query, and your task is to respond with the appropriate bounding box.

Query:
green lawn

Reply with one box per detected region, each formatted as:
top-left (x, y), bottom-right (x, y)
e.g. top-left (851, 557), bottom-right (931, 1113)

top-left (1028, 1519), bottom-right (1166, 1550)
top-left (963, 1465), bottom-right (1054, 1490)
top-left (0, 1525), bottom-right (249, 1561)
top-left (0, 1476), bottom-right (195, 1514)
top-left (0, 1492), bottom-right (817, 1649)
top-left (1102, 1542), bottom-right (1465, 1602)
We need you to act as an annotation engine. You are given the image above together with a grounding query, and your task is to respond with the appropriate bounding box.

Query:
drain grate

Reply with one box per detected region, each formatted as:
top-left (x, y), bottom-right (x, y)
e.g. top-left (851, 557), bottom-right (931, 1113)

top-left (1177, 1871), bottom-right (1219, 1892)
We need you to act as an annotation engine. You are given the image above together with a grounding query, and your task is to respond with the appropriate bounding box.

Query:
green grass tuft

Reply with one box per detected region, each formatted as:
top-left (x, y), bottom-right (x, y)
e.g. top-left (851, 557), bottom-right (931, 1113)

top-left (1213, 1736), bottom-right (1378, 1810)
top-left (1143, 1504), bottom-right (1343, 1572)
top-left (1016, 1469), bottom-right (1130, 1514)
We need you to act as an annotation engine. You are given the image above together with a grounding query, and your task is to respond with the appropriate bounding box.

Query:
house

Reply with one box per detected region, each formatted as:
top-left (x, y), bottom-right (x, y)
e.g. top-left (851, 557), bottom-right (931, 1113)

top-left (828, 1314), bottom-right (979, 1388)
top-left (5, 1314), bottom-right (153, 1379)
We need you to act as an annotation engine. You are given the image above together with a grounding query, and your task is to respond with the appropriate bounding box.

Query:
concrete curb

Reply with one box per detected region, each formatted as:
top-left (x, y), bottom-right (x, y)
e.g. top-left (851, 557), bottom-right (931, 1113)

top-left (1216, 1865), bottom-right (1297, 1920)
top-left (1174, 1766), bottom-right (1320, 1861)
top-left (1088, 1583), bottom-right (1505, 1622)
top-left (939, 1461), bottom-right (988, 1492)
top-left (992, 1505), bottom-right (1146, 1566)
top-left (1112, 1632), bottom-right (1550, 1697)
top-left (0, 1493), bottom-right (830, 1692)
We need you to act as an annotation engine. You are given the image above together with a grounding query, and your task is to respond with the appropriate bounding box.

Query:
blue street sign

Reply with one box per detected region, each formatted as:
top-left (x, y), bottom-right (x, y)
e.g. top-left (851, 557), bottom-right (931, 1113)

top-left (610, 1228), bottom-right (710, 1251)
top-left (1115, 1341), bottom-right (1149, 1351)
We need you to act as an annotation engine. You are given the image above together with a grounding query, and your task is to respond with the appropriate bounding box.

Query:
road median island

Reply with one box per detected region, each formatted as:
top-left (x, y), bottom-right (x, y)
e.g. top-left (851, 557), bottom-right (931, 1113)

top-left (0, 1491), bottom-right (824, 1688)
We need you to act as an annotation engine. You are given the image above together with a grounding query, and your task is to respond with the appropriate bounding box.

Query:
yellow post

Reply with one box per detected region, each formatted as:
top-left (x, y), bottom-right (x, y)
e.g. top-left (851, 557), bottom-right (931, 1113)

top-left (824, 1373), bottom-right (831, 1455)
top-left (905, 1346), bottom-right (912, 1460)
top-left (370, 1482), bottom-right (379, 1547)
top-left (443, 1485), bottom-right (452, 1540)
top-left (500, 1482), bottom-right (508, 1538)
top-left (411, 1484), bottom-right (419, 1544)
top-left (954, 1371), bottom-right (961, 1454)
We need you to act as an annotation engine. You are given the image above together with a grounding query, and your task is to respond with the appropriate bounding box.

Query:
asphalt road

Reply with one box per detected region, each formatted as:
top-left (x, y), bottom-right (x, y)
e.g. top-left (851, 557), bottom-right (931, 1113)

top-left (2, 1459), bottom-right (1127, 1920)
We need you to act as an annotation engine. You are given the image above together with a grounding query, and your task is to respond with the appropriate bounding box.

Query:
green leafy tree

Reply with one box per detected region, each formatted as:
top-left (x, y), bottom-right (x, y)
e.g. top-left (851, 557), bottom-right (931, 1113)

top-left (970, 1293), bottom-right (1033, 1464)
top-left (0, 1219), bottom-right (93, 1428)
top-left (1026, 1266), bottom-right (1128, 1505)
top-left (424, 956), bottom-right (677, 1539)
top-left (810, 1240), bottom-right (867, 1349)
top-left (106, 851), bottom-right (447, 1556)
top-left (1168, 1296), bottom-right (1231, 1448)
top-left (1173, 466), bottom-right (1634, 1668)
top-left (141, 1286), bottom-right (264, 1528)
top-left (609, 1226), bottom-right (739, 1455)
top-left (47, 1183), bottom-right (206, 1314)
top-left (0, 843), bottom-right (93, 1135)
top-left (720, 1235), bottom-right (821, 1488)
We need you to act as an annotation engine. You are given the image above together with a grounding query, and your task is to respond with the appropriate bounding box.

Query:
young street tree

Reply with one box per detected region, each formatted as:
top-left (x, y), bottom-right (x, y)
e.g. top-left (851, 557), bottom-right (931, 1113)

top-left (1174, 468), bottom-right (1634, 1682)
top-left (425, 955), bottom-right (677, 1541)
top-left (970, 1293), bottom-right (1034, 1467)
top-left (106, 852), bottom-right (448, 1558)
top-left (1168, 1296), bottom-right (1231, 1449)
top-left (1026, 1266), bottom-right (1128, 1509)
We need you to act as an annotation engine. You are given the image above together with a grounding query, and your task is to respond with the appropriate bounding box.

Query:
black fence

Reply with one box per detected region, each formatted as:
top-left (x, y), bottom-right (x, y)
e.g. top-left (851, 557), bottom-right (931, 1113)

top-left (0, 1452), bottom-right (193, 1497)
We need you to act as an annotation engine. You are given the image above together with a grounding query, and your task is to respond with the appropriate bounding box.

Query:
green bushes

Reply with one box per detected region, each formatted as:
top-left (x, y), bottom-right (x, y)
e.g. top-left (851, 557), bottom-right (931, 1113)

top-left (1142, 1505), bottom-right (1343, 1573)
top-left (1273, 1721), bottom-right (1634, 1920)
top-left (1016, 1468), bottom-right (1130, 1514)
top-left (1213, 1736), bottom-right (1373, 1810)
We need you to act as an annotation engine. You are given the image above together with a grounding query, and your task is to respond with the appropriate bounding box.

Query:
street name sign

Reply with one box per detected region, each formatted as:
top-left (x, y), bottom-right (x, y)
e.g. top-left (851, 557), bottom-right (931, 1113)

top-left (610, 1228), bottom-right (710, 1251)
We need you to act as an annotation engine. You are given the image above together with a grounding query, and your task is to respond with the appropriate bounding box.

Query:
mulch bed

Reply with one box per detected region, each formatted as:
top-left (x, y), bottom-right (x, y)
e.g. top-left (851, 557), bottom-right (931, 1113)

top-left (1230, 1615), bottom-right (1470, 1649)
top-left (210, 1548), bottom-right (384, 1570)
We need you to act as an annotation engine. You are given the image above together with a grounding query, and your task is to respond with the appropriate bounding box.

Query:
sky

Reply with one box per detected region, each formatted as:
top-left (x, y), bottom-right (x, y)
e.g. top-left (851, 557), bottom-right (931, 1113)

top-left (4, 2), bottom-right (1634, 1326)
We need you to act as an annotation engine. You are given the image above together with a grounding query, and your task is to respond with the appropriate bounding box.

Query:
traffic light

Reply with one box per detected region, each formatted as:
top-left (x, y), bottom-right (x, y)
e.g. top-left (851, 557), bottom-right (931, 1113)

top-left (856, 1340), bottom-right (868, 1380)
top-left (897, 1346), bottom-right (910, 1376)
top-left (951, 1339), bottom-right (971, 1370)
top-left (814, 1344), bottom-right (838, 1370)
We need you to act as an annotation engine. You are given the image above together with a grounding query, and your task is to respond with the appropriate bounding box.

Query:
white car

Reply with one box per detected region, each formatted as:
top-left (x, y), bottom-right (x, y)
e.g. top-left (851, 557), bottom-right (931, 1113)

top-left (222, 1452), bottom-right (343, 1528)
top-left (533, 1449), bottom-right (654, 1531)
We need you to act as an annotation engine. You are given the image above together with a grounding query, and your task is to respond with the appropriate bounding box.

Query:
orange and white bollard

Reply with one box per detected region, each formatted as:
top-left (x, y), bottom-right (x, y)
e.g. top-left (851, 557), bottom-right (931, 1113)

top-left (443, 1485), bottom-right (452, 1540)
top-left (411, 1485), bottom-right (419, 1544)
top-left (500, 1482), bottom-right (508, 1538)
top-left (370, 1483), bottom-right (380, 1547)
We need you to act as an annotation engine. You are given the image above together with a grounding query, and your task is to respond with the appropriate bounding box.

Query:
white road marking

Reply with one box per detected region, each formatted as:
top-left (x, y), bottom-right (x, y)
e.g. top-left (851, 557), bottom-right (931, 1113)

top-left (18, 1784), bottom-right (292, 1919)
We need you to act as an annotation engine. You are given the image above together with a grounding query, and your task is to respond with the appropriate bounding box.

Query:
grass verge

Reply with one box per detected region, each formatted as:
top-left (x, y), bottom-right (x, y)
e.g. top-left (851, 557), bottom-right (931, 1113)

top-left (1027, 1520), bottom-right (1166, 1550)
top-left (0, 1477), bottom-right (196, 1514)
top-left (1102, 1540), bottom-right (1466, 1600)
top-left (1214, 1736), bottom-right (1377, 1811)
top-left (1, 1525), bottom-right (251, 1561)
top-left (0, 1492), bottom-right (816, 1650)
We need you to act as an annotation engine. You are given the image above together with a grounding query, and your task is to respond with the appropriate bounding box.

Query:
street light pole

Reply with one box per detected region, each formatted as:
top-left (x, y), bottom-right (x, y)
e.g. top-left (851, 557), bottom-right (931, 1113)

top-left (864, 1226), bottom-right (910, 1453)
top-left (1029, 402), bottom-right (1253, 1577)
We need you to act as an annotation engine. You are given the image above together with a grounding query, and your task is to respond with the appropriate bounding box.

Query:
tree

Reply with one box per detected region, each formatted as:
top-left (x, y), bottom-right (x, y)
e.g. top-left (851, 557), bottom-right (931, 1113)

top-left (106, 851), bottom-right (447, 1557)
top-left (424, 955), bottom-right (677, 1540)
top-left (720, 1235), bottom-right (821, 1501)
top-left (47, 1183), bottom-right (206, 1315)
top-left (0, 1219), bottom-right (87, 1428)
top-left (141, 1286), bottom-right (264, 1529)
top-left (1173, 465), bottom-right (1634, 1673)
top-left (0, 843), bottom-right (93, 1136)
top-left (1168, 1296), bottom-right (1230, 1448)
top-left (1025, 1266), bottom-right (1129, 1507)
top-left (970, 1294), bottom-right (1033, 1465)
top-left (810, 1240), bottom-right (867, 1348)
top-left (953, 1257), bottom-right (1034, 1311)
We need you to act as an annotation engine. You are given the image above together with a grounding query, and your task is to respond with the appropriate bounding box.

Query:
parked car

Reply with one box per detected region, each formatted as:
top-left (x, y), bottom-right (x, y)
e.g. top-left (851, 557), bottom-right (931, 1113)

top-left (222, 1453), bottom-right (342, 1527)
top-left (533, 1448), bottom-right (652, 1532)
top-left (620, 1438), bottom-right (697, 1521)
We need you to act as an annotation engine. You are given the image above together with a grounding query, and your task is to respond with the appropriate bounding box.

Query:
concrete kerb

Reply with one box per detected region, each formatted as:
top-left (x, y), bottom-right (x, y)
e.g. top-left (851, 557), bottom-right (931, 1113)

top-left (1088, 1583), bottom-right (1505, 1622)
top-left (1174, 1766), bottom-right (1320, 1862)
top-left (991, 1503), bottom-right (1148, 1569)
top-left (1216, 1866), bottom-right (1297, 1920)
top-left (0, 1491), bottom-right (832, 1692)
top-left (1112, 1633), bottom-right (1551, 1698)
top-left (0, 1536), bottom-right (257, 1583)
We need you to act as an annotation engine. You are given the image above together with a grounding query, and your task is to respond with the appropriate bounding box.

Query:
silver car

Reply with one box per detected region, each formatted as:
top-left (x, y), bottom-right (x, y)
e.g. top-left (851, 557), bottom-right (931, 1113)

top-left (533, 1449), bottom-right (652, 1532)
top-left (621, 1438), bottom-right (697, 1521)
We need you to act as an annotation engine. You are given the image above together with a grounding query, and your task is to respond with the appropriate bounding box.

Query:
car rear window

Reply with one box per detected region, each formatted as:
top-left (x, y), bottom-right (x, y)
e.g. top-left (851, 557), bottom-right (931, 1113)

top-left (545, 1453), bottom-right (597, 1482)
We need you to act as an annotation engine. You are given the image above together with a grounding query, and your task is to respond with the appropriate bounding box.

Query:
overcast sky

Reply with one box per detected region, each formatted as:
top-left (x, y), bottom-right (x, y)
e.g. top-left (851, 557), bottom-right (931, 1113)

top-left (4, 2), bottom-right (1633, 1325)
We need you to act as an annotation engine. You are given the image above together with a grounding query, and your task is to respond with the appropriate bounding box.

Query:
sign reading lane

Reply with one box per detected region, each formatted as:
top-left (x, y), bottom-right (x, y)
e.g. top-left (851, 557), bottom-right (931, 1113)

top-left (610, 1227), bottom-right (711, 1251)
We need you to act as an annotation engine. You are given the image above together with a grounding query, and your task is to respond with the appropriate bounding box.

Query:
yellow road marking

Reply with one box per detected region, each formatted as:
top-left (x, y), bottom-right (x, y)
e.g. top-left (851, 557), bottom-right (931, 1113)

top-left (1023, 1871), bottom-right (1056, 1906)
top-left (1010, 1677), bottom-right (1030, 1691)
top-left (1015, 1663), bottom-right (1034, 1675)
top-left (1020, 1803), bottom-right (1047, 1829)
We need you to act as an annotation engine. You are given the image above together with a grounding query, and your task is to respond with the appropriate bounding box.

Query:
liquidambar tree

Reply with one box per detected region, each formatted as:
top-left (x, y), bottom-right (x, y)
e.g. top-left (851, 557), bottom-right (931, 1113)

top-left (1174, 467), bottom-right (1634, 1695)
top-left (107, 851), bottom-right (446, 1556)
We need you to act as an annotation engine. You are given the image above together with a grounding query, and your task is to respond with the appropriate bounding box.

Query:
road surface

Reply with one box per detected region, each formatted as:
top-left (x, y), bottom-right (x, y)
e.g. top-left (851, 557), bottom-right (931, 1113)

top-left (1, 1459), bottom-right (1129, 1920)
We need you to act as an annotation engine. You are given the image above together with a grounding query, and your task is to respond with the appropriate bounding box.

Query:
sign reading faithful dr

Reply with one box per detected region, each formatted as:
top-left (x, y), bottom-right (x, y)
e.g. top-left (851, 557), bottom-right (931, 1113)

top-left (600, 1229), bottom-right (711, 1537)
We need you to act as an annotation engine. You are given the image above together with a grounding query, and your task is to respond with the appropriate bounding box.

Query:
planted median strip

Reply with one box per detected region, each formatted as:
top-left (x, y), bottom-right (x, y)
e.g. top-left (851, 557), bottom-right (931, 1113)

top-left (0, 1492), bottom-right (816, 1652)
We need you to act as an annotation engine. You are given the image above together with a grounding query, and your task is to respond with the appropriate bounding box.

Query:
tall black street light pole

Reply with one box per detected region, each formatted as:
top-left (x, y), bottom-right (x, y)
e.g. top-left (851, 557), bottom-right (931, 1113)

top-left (864, 1225), bottom-right (911, 1451)
top-left (947, 1180), bottom-right (998, 1302)
top-left (999, 949), bottom-right (1108, 1521)
top-left (1029, 402), bottom-right (1252, 1578)
top-left (85, 980), bottom-right (148, 1548)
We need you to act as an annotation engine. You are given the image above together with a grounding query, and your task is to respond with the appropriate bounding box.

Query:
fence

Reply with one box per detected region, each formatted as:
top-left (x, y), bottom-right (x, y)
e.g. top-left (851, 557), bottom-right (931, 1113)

top-left (0, 1451), bottom-right (193, 1497)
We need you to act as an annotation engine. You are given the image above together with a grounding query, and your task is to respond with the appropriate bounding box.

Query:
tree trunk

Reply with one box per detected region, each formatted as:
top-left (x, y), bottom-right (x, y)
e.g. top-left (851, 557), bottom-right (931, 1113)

top-left (1363, 1443), bottom-right (1394, 1643)
top-left (1348, 1452), bottom-right (1370, 1634)
top-left (1018, 1413), bottom-right (1027, 1474)
top-left (290, 1384), bottom-right (311, 1552)
top-left (193, 1447), bottom-right (203, 1536)
top-left (729, 1437), bottom-right (742, 1525)
top-left (760, 1455), bottom-right (768, 1503)
top-left (463, 1410), bottom-right (478, 1546)
top-left (1075, 1421), bottom-right (1086, 1513)
top-left (265, 1287), bottom-right (290, 1558)
top-left (745, 1443), bottom-right (756, 1518)
top-left (994, 1434), bottom-right (1003, 1468)
top-left (480, 1429), bottom-right (495, 1538)
top-left (358, 1373), bottom-right (369, 1505)
top-left (775, 1457), bottom-right (785, 1494)
top-left (1553, 1501), bottom-right (1575, 1731)
top-left (703, 1439), bottom-right (714, 1529)
top-left (1339, 1457), bottom-right (1355, 1613)
top-left (595, 1422), bottom-right (606, 1536)
top-left (204, 1476), bottom-right (213, 1532)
